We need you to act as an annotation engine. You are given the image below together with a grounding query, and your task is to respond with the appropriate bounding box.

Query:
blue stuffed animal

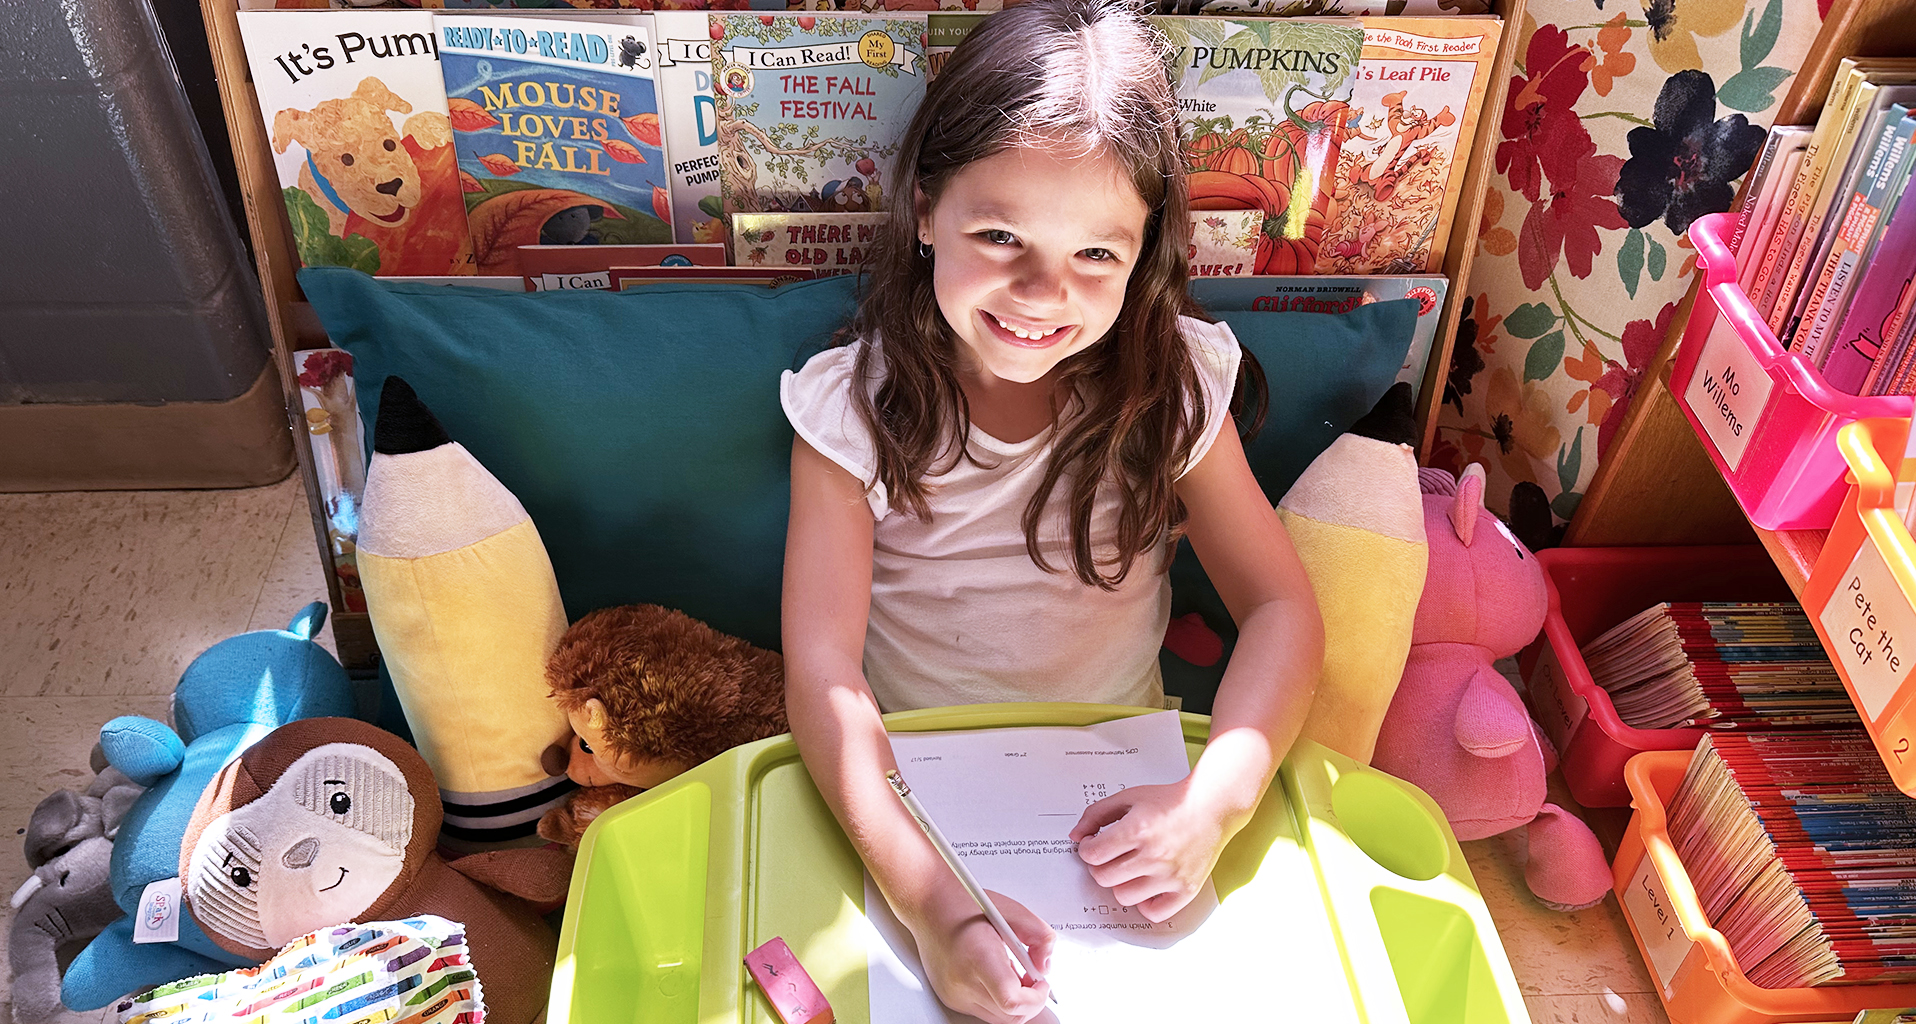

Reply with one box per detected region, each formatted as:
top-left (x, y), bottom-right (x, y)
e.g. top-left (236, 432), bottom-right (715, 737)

top-left (59, 602), bottom-right (357, 1011)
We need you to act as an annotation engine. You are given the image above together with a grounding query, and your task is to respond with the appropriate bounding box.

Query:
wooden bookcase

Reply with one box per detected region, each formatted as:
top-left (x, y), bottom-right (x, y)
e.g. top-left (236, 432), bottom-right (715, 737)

top-left (1566, 0), bottom-right (1916, 564)
top-left (196, 0), bottom-right (1525, 671)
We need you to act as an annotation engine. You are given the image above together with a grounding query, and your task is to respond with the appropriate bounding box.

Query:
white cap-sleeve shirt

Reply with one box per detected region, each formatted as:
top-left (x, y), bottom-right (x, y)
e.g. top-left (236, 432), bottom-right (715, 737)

top-left (780, 316), bottom-right (1242, 713)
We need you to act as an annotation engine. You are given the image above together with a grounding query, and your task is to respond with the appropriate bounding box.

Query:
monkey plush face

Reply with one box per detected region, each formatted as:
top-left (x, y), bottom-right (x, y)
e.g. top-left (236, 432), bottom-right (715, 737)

top-left (180, 719), bottom-right (440, 959)
top-left (185, 743), bottom-right (414, 951)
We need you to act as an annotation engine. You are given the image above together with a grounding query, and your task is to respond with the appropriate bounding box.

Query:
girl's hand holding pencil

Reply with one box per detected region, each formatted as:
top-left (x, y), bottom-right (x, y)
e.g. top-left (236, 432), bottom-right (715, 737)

top-left (906, 880), bottom-right (1055, 1024)
top-left (889, 769), bottom-right (1056, 1024)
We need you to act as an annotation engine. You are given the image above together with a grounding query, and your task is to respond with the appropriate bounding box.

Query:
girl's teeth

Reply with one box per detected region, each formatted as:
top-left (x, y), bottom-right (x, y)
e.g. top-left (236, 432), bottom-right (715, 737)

top-left (993, 315), bottom-right (1055, 340)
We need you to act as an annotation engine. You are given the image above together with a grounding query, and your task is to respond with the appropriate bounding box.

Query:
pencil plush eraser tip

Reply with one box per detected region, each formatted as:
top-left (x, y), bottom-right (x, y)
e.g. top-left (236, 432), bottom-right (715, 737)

top-left (745, 936), bottom-right (834, 1024)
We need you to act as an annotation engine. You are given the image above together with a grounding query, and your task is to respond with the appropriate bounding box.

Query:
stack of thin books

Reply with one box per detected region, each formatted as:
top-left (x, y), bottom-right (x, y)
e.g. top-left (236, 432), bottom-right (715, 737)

top-left (1581, 602), bottom-right (1857, 730)
top-left (1666, 730), bottom-right (1916, 988)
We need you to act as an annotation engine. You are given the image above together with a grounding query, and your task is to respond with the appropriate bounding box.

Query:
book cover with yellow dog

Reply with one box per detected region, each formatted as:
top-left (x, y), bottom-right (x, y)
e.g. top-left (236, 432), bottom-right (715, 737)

top-left (238, 11), bottom-right (477, 276)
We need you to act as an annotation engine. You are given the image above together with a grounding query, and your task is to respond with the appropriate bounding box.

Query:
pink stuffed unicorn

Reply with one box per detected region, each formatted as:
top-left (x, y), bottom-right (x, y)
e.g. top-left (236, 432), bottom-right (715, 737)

top-left (1370, 464), bottom-right (1611, 911)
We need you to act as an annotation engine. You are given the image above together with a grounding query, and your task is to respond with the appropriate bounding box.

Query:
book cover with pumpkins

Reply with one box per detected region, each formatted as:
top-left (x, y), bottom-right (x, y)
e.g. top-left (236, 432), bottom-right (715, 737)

top-left (708, 13), bottom-right (928, 217)
top-left (236, 10), bottom-right (476, 276)
top-left (1154, 16), bottom-right (1365, 276)
top-left (434, 14), bottom-right (674, 275)
top-left (650, 11), bottom-right (728, 245)
top-left (1314, 16), bottom-right (1501, 274)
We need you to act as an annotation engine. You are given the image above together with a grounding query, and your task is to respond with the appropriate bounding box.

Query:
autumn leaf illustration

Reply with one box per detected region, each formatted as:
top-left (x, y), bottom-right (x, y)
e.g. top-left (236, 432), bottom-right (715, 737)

top-left (651, 186), bottom-right (670, 223)
top-left (447, 98), bottom-right (499, 132)
top-left (459, 170), bottom-right (483, 193)
top-left (602, 139), bottom-right (647, 164)
top-left (477, 153), bottom-right (521, 176)
top-left (622, 113), bottom-right (662, 147)
top-left (466, 189), bottom-right (622, 275)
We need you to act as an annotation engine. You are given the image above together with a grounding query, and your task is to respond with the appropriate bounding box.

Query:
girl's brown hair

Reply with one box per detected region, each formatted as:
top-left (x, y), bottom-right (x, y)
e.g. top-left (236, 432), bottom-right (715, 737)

top-left (848, 0), bottom-right (1266, 589)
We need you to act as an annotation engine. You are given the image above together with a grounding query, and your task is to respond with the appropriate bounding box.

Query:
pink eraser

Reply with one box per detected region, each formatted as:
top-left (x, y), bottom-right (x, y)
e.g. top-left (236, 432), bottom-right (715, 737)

top-left (745, 936), bottom-right (834, 1024)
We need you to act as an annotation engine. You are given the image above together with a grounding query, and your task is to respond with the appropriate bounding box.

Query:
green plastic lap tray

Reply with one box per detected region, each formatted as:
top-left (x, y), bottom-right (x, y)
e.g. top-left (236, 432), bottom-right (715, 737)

top-left (550, 705), bottom-right (1527, 1024)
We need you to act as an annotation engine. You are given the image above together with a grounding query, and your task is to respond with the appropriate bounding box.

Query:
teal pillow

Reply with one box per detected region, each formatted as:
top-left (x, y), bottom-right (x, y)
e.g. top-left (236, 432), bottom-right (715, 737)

top-left (299, 266), bottom-right (1415, 661)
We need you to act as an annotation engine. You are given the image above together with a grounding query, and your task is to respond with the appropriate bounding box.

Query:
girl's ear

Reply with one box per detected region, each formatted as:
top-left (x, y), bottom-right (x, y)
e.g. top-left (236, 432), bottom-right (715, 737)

top-left (913, 184), bottom-right (932, 246)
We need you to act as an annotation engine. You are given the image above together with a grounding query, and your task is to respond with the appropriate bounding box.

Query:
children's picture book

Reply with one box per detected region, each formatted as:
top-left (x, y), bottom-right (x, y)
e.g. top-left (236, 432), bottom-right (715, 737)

top-left (608, 265), bottom-right (817, 288)
top-left (1825, 136), bottom-right (1916, 394)
top-left (708, 13), bottom-right (928, 217)
top-left (1728, 124), bottom-right (1810, 260)
top-left (435, 14), bottom-right (674, 275)
top-left (1183, 0), bottom-right (1490, 13)
top-left (925, 11), bottom-right (987, 80)
top-left (1793, 108), bottom-right (1916, 365)
top-left (1729, 125), bottom-right (1811, 281)
top-left (1186, 209), bottom-right (1261, 277)
top-left (1154, 15), bottom-right (1365, 276)
top-left (731, 211), bottom-right (887, 275)
top-left (1781, 84), bottom-right (1916, 358)
top-left (381, 274), bottom-right (528, 289)
top-left (400, 0), bottom-right (787, 8)
top-left (1191, 274), bottom-right (1446, 397)
top-left (518, 240), bottom-right (728, 290)
top-left (295, 349), bottom-right (370, 615)
top-left (1751, 61), bottom-right (1916, 338)
top-left (1315, 16), bottom-right (1501, 274)
top-left (650, 11), bottom-right (729, 245)
top-left (852, 0), bottom-right (1002, 11)
top-left (237, 11), bottom-right (477, 276)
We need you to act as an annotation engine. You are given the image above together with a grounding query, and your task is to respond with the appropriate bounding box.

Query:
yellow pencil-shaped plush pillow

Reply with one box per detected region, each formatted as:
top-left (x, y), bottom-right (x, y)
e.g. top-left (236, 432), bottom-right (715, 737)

top-left (1277, 385), bottom-right (1429, 765)
top-left (356, 376), bottom-right (574, 850)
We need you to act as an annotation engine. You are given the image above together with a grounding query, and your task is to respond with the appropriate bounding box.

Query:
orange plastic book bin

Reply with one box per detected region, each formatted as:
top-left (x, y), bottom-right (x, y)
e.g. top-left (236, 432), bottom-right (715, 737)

top-left (1519, 546), bottom-right (1794, 807)
top-left (1614, 750), bottom-right (1916, 1024)
top-left (1802, 417), bottom-right (1916, 797)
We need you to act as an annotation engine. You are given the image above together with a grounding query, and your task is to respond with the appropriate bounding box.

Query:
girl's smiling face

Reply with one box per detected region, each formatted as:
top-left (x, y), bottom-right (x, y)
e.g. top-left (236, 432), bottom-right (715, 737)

top-left (917, 143), bottom-right (1150, 386)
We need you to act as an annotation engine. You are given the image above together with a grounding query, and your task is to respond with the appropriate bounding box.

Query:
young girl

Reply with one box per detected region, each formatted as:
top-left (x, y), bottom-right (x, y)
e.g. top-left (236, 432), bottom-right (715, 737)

top-left (780, 1), bottom-right (1323, 1020)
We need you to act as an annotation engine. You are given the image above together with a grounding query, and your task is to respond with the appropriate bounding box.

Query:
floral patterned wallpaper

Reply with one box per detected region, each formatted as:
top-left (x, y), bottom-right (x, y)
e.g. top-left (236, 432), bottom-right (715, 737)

top-left (1433, 0), bottom-right (1825, 549)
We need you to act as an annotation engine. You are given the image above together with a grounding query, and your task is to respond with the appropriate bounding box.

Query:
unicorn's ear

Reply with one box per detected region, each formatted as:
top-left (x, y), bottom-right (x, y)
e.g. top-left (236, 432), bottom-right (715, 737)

top-left (1450, 464), bottom-right (1487, 545)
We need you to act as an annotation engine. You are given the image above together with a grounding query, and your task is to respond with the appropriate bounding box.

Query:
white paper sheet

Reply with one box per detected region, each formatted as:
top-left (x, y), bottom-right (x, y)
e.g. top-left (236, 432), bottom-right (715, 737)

top-left (865, 711), bottom-right (1306, 1023)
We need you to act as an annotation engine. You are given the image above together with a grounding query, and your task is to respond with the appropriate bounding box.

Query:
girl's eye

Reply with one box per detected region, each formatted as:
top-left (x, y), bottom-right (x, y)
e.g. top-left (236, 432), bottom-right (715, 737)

top-left (981, 229), bottom-right (1015, 246)
top-left (1082, 248), bottom-right (1116, 263)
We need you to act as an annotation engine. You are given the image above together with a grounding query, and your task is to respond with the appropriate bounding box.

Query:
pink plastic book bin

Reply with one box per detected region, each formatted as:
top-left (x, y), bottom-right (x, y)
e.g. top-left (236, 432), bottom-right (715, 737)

top-left (1518, 545), bottom-right (1795, 807)
top-left (1669, 212), bottom-right (1913, 531)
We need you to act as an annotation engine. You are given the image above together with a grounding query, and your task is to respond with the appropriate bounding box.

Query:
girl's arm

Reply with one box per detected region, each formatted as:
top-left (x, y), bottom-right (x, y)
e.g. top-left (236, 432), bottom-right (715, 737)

top-left (1070, 419), bottom-right (1324, 921)
top-left (783, 437), bottom-right (1053, 1024)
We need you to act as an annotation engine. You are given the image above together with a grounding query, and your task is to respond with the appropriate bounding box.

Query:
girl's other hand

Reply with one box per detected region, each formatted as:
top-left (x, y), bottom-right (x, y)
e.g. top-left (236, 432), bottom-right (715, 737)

top-left (1069, 778), bottom-right (1227, 922)
top-left (906, 883), bottom-right (1054, 1024)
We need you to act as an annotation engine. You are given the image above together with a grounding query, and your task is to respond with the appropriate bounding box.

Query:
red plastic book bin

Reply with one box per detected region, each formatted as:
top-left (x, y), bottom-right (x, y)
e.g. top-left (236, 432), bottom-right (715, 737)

top-left (1669, 212), bottom-right (1912, 530)
top-left (1519, 546), bottom-right (1795, 807)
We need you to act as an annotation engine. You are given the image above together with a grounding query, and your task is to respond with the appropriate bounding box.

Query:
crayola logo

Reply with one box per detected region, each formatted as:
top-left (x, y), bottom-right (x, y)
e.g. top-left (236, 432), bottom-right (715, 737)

top-left (145, 892), bottom-right (171, 929)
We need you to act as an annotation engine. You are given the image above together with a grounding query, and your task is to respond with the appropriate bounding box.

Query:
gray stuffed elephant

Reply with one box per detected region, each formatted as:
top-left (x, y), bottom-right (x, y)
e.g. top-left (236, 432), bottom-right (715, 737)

top-left (9, 761), bottom-right (144, 1024)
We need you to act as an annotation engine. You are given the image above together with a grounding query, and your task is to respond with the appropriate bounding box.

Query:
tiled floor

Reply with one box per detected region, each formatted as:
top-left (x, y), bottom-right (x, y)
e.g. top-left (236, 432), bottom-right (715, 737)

top-left (0, 475), bottom-right (1665, 1023)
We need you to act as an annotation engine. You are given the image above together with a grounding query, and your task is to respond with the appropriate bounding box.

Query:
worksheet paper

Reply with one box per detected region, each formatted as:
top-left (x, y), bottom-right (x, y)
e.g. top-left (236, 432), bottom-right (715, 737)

top-left (864, 711), bottom-right (1296, 1023)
